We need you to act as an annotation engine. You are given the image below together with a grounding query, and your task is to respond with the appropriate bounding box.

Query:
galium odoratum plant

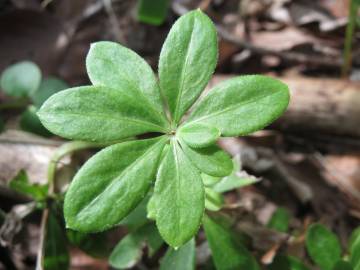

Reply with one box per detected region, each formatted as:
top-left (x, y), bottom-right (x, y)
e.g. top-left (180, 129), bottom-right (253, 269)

top-left (37, 10), bottom-right (290, 248)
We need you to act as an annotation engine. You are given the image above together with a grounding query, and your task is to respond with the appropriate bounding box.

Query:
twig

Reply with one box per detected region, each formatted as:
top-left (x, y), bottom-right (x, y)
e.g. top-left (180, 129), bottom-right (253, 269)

top-left (35, 208), bottom-right (49, 270)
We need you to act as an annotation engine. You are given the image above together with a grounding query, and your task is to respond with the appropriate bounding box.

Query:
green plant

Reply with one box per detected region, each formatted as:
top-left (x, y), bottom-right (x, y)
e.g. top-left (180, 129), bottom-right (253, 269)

top-left (0, 61), bottom-right (68, 136)
top-left (109, 155), bottom-right (260, 269)
top-left (37, 9), bottom-right (289, 249)
top-left (268, 220), bottom-right (360, 270)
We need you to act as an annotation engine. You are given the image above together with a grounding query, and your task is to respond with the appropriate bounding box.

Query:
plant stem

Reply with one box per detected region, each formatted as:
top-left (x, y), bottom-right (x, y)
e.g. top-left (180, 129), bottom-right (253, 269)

top-left (342, 0), bottom-right (359, 77)
top-left (47, 141), bottom-right (110, 193)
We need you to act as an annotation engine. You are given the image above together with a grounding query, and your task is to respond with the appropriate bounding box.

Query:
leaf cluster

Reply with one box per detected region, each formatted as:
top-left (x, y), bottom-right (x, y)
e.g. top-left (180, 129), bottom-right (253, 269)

top-left (38, 10), bottom-right (289, 248)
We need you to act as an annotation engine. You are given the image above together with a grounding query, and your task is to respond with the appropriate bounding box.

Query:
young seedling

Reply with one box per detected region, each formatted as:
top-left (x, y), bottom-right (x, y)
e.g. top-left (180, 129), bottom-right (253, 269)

top-left (38, 10), bottom-right (290, 248)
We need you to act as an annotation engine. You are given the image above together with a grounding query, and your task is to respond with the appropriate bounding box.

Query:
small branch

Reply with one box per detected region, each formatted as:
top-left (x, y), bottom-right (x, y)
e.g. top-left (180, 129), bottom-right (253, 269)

top-left (102, 0), bottom-right (125, 43)
top-left (35, 208), bottom-right (49, 270)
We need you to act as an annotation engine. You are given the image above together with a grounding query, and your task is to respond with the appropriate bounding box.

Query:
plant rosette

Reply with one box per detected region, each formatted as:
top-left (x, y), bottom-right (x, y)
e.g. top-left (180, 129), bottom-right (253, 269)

top-left (38, 10), bottom-right (290, 248)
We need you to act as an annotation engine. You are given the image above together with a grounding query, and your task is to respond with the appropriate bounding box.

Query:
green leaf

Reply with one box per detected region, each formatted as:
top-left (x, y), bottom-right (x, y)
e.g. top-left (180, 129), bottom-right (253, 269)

top-left (159, 10), bottom-right (218, 123)
top-left (109, 223), bottom-right (163, 269)
top-left (147, 194), bottom-right (158, 220)
top-left (350, 227), bottom-right (360, 267)
top-left (178, 123), bottom-right (220, 148)
top-left (119, 196), bottom-right (149, 231)
top-left (141, 223), bottom-right (164, 256)
top-left (268, 256), bottom-right (310, 270)
top-left (306, 223), bottom-right (342, 270)
top-left (86, 41), bottom-right (168, 126)
top-left (137, 0), bottom-right (170, 25)
top-left (160, 238), bottom-right (196, 270)
top-left (202, 173), bottom-right (221, 187)
top-left (109, 231), bottom-right (144, 269)
top-left (67, 230), bottom-right (109, 258)
top-left (187, 75), bottom-right (290, 136)
top-left (205, 188), bottom-right (224, 211)
top-left (332, 260), bottom-right (353, 270)
top-left (38, 85), bottom-right (169, 142)
top-left (213, 173), bottom-right (258, 193)
top-left (203, 215), bottom-right (260, 270)
top-left (64, 137), bottom-right (167, 232)
top-left (179, 140), bottom-right (233, 177)
top-left (31, 77), bottom-right (68, 108)
top-left (44, 212), bottom-right (70, 270)
top-left (267, 207), bottom-right (290, 233)
top-left (20, 106), bottom-right (52, 137)
top-left (154, 139), bottom-right (204, 247)
top-left (8, 170), bottom-right (48, 201)
top-left (0, 61), bottom-right (41, 97)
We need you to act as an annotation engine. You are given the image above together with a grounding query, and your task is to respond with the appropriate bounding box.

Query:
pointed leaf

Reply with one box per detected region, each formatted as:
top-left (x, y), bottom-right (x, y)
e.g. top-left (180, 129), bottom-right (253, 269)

top-left (38, 86), bottom-right (169, 142)
top-left (178, 123), bottom-right (220, 148)
top-left (64, 137), bottom-right (167, 232)
top-left (31, 77), bottom-right (68, 108)
top-left (187, 75), bottom-right (290, 136)
top-left (268, 256), bottom-right (310, 270)
top-left (0, 61), bottom-right (41, 97)
top-left (86, 41), bottom-right (168, 125)
top-left (180, 140), bottom-right (233, 177)
top-left (203, 215), bottom-right (260, 270)
top-left (155, 139), bottom-right (204, 247)
top-left (306, 223), bottom-right (342, 270)
top-left (159, 10), bottom-right (218, 123)
top-left (160, 238), bottom-right (196, 270)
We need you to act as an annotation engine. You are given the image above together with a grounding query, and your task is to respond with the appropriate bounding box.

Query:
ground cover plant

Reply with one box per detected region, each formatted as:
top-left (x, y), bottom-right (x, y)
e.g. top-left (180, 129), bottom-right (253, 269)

top-left (37, 9), bottom-right (290, 251)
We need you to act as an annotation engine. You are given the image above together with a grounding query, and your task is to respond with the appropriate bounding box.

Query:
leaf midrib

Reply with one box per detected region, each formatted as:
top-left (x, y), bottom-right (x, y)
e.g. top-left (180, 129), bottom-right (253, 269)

top-left (42, 110), bottom-right (168, 133)
top-left (76, 137), bottom-right (166, 218)
top-left (188, 90), bottom-right (283, 124)
top-left (173, 15), bottom-right (196, 123)
top-left (96, 54), bottom-right (169, 127)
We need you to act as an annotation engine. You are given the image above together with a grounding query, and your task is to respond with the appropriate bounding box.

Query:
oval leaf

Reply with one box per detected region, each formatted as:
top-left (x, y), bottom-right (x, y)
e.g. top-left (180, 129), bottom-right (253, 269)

top-left (0, 61), bottom-right (41, 97)
top-left (203, 215), bottom-right (260, 270)
top-left (306, 223), bottom-right (342, 270)
top-left (178, 123), bottom-right (220, 148)
top-left (159, 10), bottom-right (218, 123)
top-left (64, 137), bottom-right (167, 232)
top-left (86, 41), bottom-right (168, 126)
top-left (187, 75), bottom-right (290, 136)
top-left (179, 140), bottom-right (233, 177)
top-left (38, 86), bottom-right (169, 142)
top-left (154, 139), bottom-right (204, 247)
top-left (160, 238), bottom-right (196, 270)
